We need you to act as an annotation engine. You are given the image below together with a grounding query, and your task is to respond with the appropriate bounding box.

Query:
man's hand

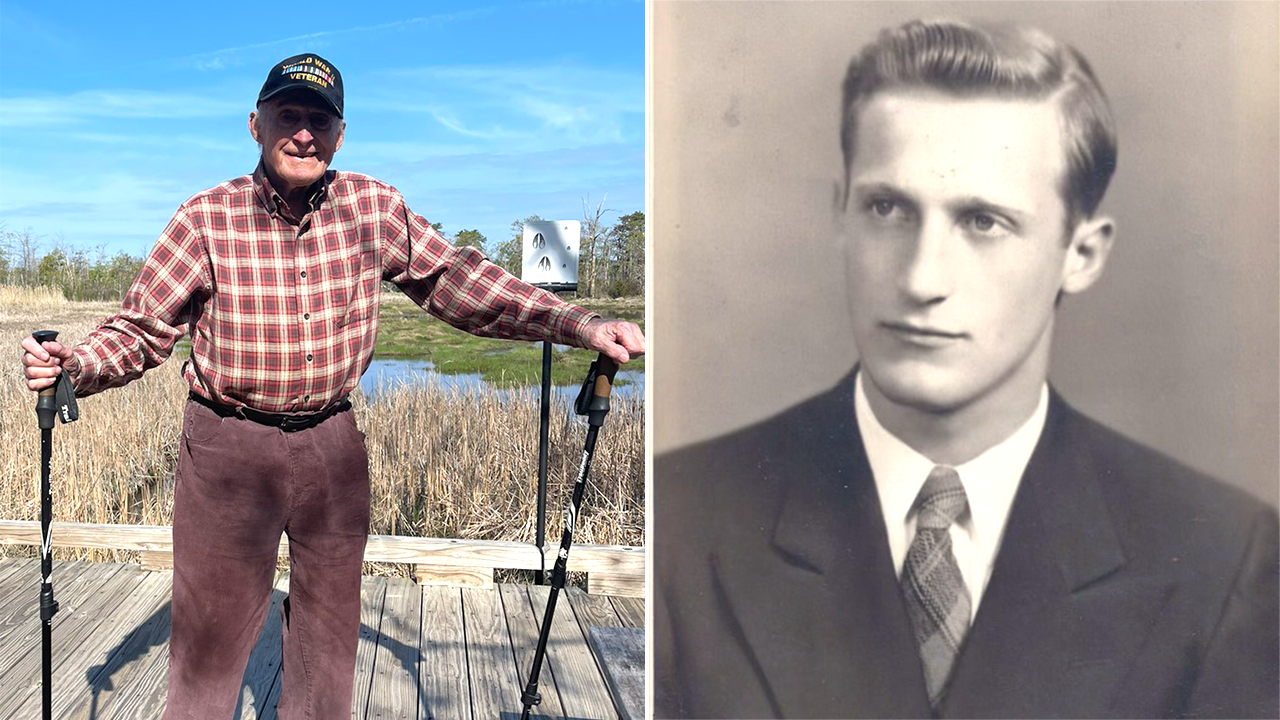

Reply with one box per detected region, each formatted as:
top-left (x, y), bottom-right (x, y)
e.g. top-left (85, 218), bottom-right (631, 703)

top-left (21, 337), bottom-right (73, 392)
top-left (580, 319), bottom-right (646, 365)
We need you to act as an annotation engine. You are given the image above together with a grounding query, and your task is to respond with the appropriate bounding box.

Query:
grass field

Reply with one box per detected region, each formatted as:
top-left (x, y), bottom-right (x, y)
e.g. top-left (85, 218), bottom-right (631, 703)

top-left (0, 287), bottom-right (644, 574)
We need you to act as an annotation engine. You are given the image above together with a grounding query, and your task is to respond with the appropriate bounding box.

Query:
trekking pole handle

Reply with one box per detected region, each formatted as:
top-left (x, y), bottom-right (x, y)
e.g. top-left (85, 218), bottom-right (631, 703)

top-left (579, 354), bottom-right (617, 428)
top-left (592, 355), bottom-right (619, 399)
top-left (32, 330), bottom-right (58, 398)
top-left (32, 331), bottom-right (59, 430)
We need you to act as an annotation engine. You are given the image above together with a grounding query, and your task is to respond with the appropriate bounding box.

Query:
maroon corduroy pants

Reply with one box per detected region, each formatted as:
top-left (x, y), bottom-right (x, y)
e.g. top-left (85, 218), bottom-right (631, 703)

top-left (161, 399), bottom-right (370, 720)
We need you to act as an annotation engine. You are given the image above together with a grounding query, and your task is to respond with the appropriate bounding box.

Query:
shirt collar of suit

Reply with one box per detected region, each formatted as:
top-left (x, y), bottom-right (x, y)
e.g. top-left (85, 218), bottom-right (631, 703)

top-left (855, 370), bottom-right (1049, 609)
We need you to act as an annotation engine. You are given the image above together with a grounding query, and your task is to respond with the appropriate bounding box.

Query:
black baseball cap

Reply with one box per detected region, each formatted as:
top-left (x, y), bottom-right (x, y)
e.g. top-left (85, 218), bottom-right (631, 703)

top-left (257, 53), bottom-right (344, 118)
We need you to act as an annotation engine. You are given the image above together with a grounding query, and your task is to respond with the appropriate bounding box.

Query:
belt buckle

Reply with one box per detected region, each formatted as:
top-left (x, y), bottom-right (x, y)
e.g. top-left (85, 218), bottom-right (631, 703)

top-left (279, 415), bottom-right (312, 432)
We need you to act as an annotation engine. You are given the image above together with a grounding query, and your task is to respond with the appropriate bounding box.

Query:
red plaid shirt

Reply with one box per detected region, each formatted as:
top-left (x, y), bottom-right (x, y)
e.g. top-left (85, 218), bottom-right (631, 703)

top-left (66, 164), bottom-right (598, 412)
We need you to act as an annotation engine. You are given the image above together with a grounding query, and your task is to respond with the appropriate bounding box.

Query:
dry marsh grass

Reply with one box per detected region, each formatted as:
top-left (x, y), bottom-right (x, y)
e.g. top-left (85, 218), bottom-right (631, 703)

top-left (0, 300), bottom-right (644, 574)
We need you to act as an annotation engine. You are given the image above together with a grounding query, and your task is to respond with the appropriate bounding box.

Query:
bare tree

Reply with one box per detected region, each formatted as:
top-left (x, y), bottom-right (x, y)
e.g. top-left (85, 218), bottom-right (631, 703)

top-left (581, 196), bottom-right (614, 297)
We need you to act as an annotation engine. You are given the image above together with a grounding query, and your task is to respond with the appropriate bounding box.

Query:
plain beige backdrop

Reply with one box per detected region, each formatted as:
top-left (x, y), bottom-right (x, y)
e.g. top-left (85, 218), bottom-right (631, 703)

top-left (652, 1), bottom-right (1279, 505)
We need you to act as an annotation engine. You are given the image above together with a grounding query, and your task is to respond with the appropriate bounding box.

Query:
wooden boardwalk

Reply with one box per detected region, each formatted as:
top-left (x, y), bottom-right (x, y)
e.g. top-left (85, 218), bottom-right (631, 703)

top-left (0, 558), bottom-right (645, 720)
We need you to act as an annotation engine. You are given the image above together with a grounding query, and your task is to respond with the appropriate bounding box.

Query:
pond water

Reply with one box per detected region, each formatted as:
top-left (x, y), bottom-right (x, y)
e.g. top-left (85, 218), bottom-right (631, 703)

top-left (358, 357), bottom-right (645, 401)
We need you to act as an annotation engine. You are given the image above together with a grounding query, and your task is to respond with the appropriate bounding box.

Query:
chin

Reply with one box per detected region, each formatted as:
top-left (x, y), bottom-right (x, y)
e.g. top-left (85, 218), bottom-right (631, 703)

top-left (860, 356), bottom-right (979, 415)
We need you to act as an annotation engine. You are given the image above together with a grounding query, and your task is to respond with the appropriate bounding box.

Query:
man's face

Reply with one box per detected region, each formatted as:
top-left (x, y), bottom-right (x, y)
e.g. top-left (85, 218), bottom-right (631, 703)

top-left (249, 91), bottom-right (344, 195)
top-left (843, 88), bottom-right (1083, 417)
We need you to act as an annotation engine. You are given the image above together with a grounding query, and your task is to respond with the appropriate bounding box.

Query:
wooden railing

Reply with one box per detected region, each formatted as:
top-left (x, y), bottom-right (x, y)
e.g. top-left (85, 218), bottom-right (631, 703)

top-left (0, 520), bottom-right (644, 598)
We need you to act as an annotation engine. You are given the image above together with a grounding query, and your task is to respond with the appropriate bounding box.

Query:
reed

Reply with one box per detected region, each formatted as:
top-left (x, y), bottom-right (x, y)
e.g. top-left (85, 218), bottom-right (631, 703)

top-left (0, 301), bottom-right (644, 573)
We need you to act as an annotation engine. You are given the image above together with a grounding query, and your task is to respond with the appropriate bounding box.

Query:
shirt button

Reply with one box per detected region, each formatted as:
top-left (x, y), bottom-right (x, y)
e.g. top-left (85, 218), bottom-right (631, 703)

top-left (300, 270), bottom-right (307, 278)
top-left (306, 354), bottom-right (313, 362)
top-left (304, 312), bottom-right (311, 320)
top-left (304, 394), bottom-right (311, 402)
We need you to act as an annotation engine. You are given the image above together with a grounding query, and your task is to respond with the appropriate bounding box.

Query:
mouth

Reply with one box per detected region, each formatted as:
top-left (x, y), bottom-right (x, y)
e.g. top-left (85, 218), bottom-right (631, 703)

top-left (880, 320), bottom-right (968, 347)
top-left (284, 150), bottom-right (317, 160)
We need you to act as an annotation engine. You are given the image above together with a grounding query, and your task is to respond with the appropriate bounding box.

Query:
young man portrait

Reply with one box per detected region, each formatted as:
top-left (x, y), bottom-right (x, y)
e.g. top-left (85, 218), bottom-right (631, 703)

top-left (653, 4), bottom-right (1278, 718)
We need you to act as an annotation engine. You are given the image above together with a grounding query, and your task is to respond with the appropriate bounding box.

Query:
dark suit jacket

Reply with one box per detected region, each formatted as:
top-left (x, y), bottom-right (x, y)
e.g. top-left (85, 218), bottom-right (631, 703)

top-left (655, 371), bottom-right (1279, 718)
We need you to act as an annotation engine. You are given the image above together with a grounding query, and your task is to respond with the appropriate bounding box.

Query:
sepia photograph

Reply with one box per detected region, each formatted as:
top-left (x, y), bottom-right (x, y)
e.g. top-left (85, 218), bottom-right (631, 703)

top-left (652, 2), bottom-right (1279, 718)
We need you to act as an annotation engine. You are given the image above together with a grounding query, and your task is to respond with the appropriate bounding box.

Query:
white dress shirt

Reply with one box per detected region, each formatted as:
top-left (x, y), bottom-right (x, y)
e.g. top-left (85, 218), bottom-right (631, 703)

top-left (855, 372), bottom-right (1049, 621)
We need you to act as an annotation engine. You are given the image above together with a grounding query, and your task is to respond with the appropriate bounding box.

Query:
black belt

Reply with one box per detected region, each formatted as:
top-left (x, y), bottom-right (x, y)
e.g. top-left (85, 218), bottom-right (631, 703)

top-left (189, 393), bottom-right (351, 432)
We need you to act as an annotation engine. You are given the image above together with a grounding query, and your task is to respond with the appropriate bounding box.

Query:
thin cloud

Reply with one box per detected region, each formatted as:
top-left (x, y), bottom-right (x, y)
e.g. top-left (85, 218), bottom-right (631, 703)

top-left (365, 62), bottom-right (641, 148)
top-left (179, 7), bottom-right (500, 72)
top-left (0, 90), bottom-right (242, 127)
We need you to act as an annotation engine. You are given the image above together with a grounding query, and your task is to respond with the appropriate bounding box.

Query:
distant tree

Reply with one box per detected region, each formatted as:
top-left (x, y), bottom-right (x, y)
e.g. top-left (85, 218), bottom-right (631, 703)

top-left (580, 197), bottom-right (614, 297)
top-left (604, 210), bottom-right (644, 297)
top-left (37, 248), bottom-right (68, 289)
top-left (453, 229), bottom-right (487, 251)
top-left (13, 229), bottom-right (41, 286)
top-left (430, 221), bottom-right (444, 234)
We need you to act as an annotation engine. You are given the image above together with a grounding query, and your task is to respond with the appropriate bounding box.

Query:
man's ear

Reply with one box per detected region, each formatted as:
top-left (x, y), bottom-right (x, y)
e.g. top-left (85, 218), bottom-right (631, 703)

top-left (248, 110), bottom-right (261, 144)
top-left (1060, 215), bottom-right (1116, 295)
top-left (334, 120), bottom-right (346, 153)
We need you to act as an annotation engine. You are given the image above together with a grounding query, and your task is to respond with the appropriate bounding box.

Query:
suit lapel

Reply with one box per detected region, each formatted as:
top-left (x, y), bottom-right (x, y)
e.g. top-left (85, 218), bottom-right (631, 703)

top-left (716, 372), bottom-right (933, 718)
top-left (943, 391), bottom-right (1175, 718)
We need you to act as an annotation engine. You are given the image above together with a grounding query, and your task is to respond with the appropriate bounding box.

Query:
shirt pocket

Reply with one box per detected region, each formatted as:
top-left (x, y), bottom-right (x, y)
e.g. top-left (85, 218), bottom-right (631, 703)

top-left (336, 248), bottom-right (379, 329)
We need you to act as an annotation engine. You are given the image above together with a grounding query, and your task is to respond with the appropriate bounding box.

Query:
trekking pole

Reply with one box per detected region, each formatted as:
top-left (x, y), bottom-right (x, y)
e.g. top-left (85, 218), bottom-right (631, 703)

top-left (31, 330), bottom-right (79, 720)
top-left (519, 353), bottom-right (618, 720)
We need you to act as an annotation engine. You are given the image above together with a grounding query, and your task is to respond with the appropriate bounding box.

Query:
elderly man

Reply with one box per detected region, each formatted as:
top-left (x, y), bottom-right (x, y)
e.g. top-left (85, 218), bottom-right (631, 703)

top-left (22, 54), bottom-right (644, 719)
top-left (654, 19), bottom-right (1277, 719)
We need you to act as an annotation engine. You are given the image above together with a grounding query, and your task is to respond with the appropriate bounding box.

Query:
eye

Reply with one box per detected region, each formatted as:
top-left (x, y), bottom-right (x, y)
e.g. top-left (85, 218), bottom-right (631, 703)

top-left (308, 113), bottom-right (332, 131)
top-left (278, 110), bottom-right (301, 125)
top-left (871, 199), bottom-right (897, 217)
top-left (961, 211), bottom-right (1013, 239)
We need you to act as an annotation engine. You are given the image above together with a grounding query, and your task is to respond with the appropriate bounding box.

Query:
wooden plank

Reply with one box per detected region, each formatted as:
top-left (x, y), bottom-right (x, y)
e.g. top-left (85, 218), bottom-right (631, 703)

top-left (497, 584), bottom-right (565, 720)
top-left (0, 520), bottom-right (174, 552)
top-left (0, 561), bottom-right (110, 664)
top-left (138, 549), bottom-right (174, 570)
top-left (0, 557), bottom-right (49, 623)
top-left (414, 565), bottom-right (494, 589)
top-left (370, 535), bottom-right (543, 569)
top-left (0, 555), bottom-right (33, 590)
top-left (366, 577), bottom-right (422, 719)
top-left (586, 573), bottom-right (645, 598)
top-left (0, 562), bottom-right (139, 711)
top-left (586, 627), bottom-right (645, 720)
top-left (74, 623), bottom-right (173, 720)
top-left (59, 577), bottom-right (175, 719)
top-left (460, 586), bottom-right (523, 720)
top-left (566, 587), bottom-right (624, 632)
top-left (256, 668), bottom-right (284, 720)
top-left (550, 544), bottom-right (645, 576)
top-left (0, 559), bottom-right (91, 627)
top-left (0, 522), bottom-right (641, 579)
top-left (351, 575), bottom-right (388, 717)
top-left (236, 570), bottom-right (289, 720)
top-left (526, 584), bottom-right (618, 720)
top-left (419, 586), bottom-right (470, 720)
top-left (608, 596), bottom-right (645, 629)
top-left (9, 563), bottom-right (167, 712)
top-left (18, 567), bottom-right (171, 720)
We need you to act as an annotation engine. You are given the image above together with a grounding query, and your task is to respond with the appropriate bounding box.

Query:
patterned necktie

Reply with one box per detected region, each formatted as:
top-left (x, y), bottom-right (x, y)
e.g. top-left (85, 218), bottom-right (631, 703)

top-left (901, 465), bottom-right (972, 708)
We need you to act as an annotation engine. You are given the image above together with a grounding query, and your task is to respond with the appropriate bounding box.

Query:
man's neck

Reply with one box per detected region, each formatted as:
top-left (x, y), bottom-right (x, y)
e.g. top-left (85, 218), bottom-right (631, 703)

top-left (861, 360), bottom-right (1049, 467)
top-left (261, 166), bottom-right (316, 220)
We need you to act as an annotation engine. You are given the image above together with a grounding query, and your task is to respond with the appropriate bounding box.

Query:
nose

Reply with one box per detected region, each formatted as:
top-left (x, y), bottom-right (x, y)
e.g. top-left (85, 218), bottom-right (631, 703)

top-left (898, 214), bottom-right (954, 304)
top-left (292, 127), bottom-right (314, 144)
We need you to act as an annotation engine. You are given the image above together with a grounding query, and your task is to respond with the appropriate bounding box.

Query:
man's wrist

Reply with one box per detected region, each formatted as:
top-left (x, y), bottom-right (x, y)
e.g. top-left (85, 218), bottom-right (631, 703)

top-left (562, 307), bottom-right (602, 348)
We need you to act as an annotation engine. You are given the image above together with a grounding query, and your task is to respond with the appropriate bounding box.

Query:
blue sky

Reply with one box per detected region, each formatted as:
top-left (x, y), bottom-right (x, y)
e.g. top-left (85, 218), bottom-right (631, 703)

top-left (0, 0), bottom-right (643, 259)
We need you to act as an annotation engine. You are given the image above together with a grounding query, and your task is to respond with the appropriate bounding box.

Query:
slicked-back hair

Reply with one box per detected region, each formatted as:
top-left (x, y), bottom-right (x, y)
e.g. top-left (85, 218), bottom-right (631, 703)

top-left (840, 19), bottom-right (1117, 227)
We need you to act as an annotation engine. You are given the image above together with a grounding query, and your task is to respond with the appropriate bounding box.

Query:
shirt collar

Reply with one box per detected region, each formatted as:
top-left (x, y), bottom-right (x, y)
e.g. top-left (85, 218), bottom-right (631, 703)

top-left (251, 160), bottom-right (331, 217)
top-left (856, 370), bottom-right (1049, 547)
